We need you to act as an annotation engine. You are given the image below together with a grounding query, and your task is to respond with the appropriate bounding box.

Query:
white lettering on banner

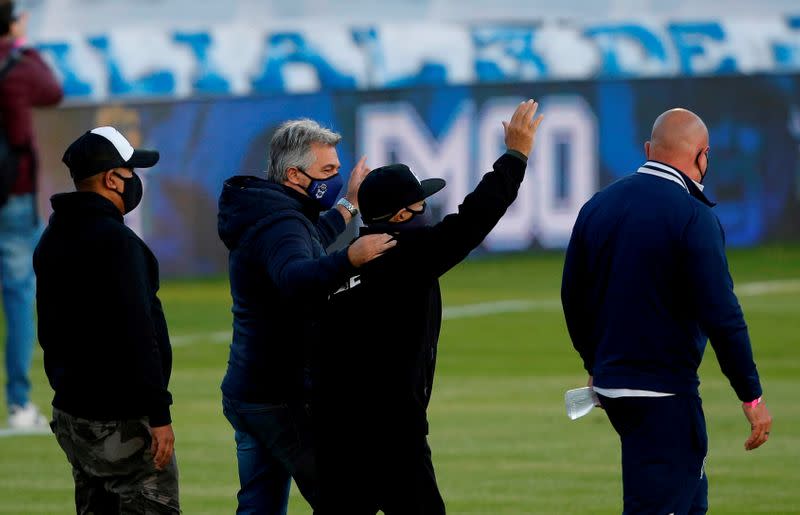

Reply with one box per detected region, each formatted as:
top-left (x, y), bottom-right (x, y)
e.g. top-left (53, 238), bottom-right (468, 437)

top-left (29, 18), bottom-right (800, 101)
top-left (358, 102), bottom-right (472, 216)
top-left (531, 97), bottom-right (597, 248)
top-left (357, 96), bottom-right (598, 250)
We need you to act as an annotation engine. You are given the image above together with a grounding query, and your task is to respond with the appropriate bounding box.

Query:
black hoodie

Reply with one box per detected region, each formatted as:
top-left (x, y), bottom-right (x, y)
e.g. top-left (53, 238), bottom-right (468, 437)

top-left (314, 151), bottom-right (527, 459)
top-left (217, 175), bottom-right (354, 403)
top-left (34, 192), bottom-right (173, 426)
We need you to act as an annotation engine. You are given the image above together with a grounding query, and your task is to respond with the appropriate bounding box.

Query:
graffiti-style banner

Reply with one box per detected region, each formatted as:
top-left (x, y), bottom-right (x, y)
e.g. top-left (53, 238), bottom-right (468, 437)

top-left (32, 17), bottom-right (800, 102)
top-left (36, 74), bottom-right (800, 277)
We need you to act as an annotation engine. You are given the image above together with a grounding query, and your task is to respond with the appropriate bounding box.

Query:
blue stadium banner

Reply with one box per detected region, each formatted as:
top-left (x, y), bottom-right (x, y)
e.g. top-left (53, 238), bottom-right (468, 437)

top-left (36, 74), bottom-right (800, 277)
top-left (30, 17), bottom-right (800, 102)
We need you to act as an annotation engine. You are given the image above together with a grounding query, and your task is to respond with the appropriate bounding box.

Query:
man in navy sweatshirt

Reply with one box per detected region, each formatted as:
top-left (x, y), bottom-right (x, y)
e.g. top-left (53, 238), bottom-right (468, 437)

top-left (217, 119), bottom-right (394, 513)
top-left (561, 108), bottom-right (772, 514)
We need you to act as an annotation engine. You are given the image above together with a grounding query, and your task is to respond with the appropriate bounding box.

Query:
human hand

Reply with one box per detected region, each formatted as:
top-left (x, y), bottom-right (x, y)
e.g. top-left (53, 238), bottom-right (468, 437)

top-left (150, 424), bottom-right (175, 470)
top-left (502, 99), bottom-right (544, 158)
top-left (742, 399), bottom-right (772, 451)
top-left (344, 155), bottom-right (370, 208)
top-left (347, 233), bottom-right (396, 267)
top-left (587, 375), bottom-right (603, 408)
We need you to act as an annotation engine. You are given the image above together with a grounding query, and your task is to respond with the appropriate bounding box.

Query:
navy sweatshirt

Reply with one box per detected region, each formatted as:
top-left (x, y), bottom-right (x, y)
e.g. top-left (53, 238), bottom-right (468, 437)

top-left (218, 176), bottom-right (354, 403)
top-left (561, 161), bottom-right (762, 402)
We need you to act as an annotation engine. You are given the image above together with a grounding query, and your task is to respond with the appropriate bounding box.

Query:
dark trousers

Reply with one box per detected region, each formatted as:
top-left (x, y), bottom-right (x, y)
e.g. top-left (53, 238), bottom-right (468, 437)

top-left (316, 435), bottom-right (445, 515)
top-left (222, 395), bottom-right (316, 514)
top-left (50, 408), bottom-right (180, 514)
top-left (599, 394), bottom-right (709, 515)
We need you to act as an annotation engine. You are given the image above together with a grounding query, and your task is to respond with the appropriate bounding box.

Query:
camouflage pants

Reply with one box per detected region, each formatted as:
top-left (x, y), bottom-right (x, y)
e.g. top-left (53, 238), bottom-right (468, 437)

top-left (51, 408), bottom-right (180, 514)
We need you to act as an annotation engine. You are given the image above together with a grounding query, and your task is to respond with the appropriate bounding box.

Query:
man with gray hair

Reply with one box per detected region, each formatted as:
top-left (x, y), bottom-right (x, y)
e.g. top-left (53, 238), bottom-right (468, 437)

top-left (217, 118), bottom-right (394, 513)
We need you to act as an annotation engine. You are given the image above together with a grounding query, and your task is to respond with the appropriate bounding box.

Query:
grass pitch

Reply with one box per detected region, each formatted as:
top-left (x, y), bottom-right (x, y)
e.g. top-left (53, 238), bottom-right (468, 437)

top-left (1, 247), bottom-right (798, 514)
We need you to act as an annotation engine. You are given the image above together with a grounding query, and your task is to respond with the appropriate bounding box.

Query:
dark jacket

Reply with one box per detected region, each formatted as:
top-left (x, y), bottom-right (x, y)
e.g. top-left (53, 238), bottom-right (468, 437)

top-left (0, 40), bottom-right (63, 195)
top-left (561, 160), bottom-right (762, 402)
top-left (33, 192), bottom-right (173, 426)
top-left (315, 152), bottom-right (527, 443)
top-left (218, 176), bottom-right (354, 403)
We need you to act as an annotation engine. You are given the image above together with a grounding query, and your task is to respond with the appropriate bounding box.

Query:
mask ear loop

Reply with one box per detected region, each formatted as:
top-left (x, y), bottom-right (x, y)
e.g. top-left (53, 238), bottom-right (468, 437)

top-left (696, 149), bottom-right (709, 184)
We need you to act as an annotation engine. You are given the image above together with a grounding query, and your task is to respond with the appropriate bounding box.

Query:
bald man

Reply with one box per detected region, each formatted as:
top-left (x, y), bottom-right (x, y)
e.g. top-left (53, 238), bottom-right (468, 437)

top-left (561, 108), bottom-right (772, 514)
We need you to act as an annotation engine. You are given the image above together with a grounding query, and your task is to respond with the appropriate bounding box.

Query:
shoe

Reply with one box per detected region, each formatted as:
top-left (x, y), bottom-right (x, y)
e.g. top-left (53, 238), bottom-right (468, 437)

top-left (8, 403), bottom-right (50, 431)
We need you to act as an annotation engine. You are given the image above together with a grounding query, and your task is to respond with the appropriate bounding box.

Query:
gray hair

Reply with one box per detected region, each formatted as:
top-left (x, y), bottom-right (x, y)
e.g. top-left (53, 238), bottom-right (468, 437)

top-left (266, 119), bottom-right (342, 183)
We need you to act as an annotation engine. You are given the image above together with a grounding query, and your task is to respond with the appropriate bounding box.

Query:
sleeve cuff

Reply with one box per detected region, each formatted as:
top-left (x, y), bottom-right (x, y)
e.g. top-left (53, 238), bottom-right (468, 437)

top-left (149, 405), bottom-right (172, 427)
top-left (734, 380), bottom-right (763, 404)
top-left (331, 247), bottom-right (356, 273)
top-left (505, 149), bottom-right (529, 163)
top-left (329, 207), bottom-right (347, 232)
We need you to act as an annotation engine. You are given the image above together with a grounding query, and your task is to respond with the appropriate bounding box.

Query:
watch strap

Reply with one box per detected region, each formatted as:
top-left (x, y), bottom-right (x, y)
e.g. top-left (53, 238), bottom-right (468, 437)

top-left (337, 197), bottom-right (358, 217)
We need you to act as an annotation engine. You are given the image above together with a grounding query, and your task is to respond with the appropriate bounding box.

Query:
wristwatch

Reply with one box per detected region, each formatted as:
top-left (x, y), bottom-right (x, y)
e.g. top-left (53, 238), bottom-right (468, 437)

top-left (336, 197), bottom-right (359, 217)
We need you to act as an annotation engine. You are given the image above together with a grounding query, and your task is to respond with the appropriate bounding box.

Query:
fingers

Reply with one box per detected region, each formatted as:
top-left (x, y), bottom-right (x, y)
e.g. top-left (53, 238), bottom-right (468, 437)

top-left (354, 155), bottom-right (367, 174)
top-left (508, 99), bottom-right (539, 130)
top-left (369, 234), bottom-right (397, 258)
top-left (153, 434), bottom-right (174, 470)
top-left (378, 236), bottom-right (398, 254)
top-left (745, 427), bottom-right (765, 451)
top-left (742, 402), bottom-right (772, 451)
top-left (512, 99), bottom-right (531, 125)
top-left (745, 423), bottom-right (770, 450)
top-left (532, 113), bottom-right (545, 131)
top-left (523, 100), bottom-right (539, 126)
top-left (509, 101), bottom-right (525, 125)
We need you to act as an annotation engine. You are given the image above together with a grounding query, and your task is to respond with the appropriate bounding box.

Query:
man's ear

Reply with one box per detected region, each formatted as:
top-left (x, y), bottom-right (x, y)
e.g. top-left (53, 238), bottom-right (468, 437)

top-left (104, 170), bottom-right (119, 190)
top-left (644, 141), bottom-right (651, 160)
top-left (286, 167), bottom-right (305, 186)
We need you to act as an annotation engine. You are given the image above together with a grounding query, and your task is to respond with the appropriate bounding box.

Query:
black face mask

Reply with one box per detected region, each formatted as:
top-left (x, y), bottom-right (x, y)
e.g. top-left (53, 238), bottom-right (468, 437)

top-left (112, 171), bottom-right (143, 214)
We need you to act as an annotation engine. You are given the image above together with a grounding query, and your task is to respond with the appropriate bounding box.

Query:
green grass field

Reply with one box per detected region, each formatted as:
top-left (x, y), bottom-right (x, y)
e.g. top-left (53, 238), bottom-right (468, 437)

top-left (1, 246), bottom-right (799, 514)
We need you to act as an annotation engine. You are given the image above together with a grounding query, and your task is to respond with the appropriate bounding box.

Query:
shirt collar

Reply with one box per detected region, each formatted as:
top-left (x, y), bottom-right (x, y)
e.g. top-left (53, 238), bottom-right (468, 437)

top-left (637, 160), bottom-right (716, 207)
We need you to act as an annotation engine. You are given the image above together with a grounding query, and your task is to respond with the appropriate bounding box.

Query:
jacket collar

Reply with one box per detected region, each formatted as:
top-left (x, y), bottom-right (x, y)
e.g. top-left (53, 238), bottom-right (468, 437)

top-left (50, 191), bottom-right (125, 222)
top-left (637, 160), bottom-right (716, 207)
top-left (280, 184), bottom-right (321, 222)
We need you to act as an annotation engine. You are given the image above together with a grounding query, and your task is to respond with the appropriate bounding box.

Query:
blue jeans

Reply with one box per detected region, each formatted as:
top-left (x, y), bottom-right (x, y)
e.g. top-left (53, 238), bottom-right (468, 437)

top-left (222, 395), bottom-right (317, 514)
top-left (0, 194), bottom-right (41, 409)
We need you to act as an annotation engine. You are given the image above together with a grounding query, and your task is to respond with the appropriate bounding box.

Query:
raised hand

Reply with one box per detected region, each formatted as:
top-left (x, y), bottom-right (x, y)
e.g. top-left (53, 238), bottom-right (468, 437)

top-left (344, 155), bottom-right (370, 208)
top-left (502, 99), bottom-right (545, 158)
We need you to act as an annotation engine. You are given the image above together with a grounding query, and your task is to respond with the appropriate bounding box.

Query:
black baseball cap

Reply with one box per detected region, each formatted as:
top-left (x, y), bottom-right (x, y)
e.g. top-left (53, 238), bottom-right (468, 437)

top-left (62, 126), bottom-right (160, 180)
top-left (358, 163), bottom-right (446, 223)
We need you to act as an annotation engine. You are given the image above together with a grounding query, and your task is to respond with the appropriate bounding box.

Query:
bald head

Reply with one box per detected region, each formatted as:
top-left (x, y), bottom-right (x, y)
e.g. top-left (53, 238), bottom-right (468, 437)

top-left (645, 108), bottom-right (709, 183)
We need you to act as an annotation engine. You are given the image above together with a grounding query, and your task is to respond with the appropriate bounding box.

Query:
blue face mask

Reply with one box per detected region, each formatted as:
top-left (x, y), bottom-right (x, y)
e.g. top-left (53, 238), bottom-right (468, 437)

top-left (299, 169), bottom-right (344, 210)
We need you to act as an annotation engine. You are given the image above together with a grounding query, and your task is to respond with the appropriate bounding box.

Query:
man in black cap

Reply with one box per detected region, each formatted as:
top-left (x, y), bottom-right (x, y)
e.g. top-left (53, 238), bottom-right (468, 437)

top-left (313, 100), bottom-right (544, 514)
top-left (33, 127), bottom-right (179, 514)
